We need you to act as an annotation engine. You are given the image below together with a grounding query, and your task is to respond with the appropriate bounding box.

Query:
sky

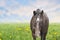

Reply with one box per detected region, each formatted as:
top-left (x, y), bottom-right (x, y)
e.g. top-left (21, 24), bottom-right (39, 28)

top-left (0, 0), bottom-right (60, 23)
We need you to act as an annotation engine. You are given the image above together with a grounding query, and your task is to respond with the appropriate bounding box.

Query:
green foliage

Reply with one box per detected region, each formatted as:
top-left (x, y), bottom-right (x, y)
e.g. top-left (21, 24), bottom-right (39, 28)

top-left (0, 23), bottom-right (60, 40)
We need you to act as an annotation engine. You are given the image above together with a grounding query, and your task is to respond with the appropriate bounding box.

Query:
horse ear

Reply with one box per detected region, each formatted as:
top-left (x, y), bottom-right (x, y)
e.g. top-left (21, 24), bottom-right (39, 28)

top-left (41, 10), bottom-right (43, 15)
top-left (33, 11), bottom-right (36, 15)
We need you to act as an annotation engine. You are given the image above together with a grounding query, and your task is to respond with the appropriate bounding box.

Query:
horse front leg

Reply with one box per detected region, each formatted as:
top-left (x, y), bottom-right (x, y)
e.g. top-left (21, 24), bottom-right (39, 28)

top-left (32, 34), bottom-right (36, 40)
top-left (32, 30), bottom-right (36, 40)
top-left (41, 32), bottom-right (46, 40)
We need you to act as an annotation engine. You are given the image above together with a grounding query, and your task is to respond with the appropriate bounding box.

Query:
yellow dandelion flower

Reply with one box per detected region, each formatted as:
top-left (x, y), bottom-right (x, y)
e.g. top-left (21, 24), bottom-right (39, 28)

top-left (10, 36), bottom-right (12, 38)
top-left (18, 28), bottom-right (22, 30)
top-left (54, 32), bottom-right (57, 35)
top-left (16, 28), bottom-right (22, 30)
top-left (0, 38), bottom-right (2, 40)
top-left (25, 27), bottom-right (29, 31)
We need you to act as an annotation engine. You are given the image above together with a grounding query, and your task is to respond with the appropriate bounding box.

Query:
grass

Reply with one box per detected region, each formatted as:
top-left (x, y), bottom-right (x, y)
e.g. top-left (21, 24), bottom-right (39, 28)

top-left (0, 23), bottom-right (60, 40)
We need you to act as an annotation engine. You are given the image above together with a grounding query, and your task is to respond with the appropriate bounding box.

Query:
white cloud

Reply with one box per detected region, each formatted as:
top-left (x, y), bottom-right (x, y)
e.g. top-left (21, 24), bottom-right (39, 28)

top-left (0, 11), bottom-right (3, 14)
top-left (0, 0), bottom-right (6, 7)
top-left (0, 0), bottom-right (60, 23)
top-left (50, 16), bottom-right (60, 23)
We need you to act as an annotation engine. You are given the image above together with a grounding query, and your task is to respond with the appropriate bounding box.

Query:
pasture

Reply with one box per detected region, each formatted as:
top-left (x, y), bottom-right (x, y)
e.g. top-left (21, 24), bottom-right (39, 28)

top-left (0, 23), bottom-right (60, 40)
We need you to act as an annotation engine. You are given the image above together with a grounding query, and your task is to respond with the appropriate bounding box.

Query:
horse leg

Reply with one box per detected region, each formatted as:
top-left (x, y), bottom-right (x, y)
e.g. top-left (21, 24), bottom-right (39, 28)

top-left (32, 34), bottom-right (36, 40)
top-left (41, 32), bottom-right (46, 40)
top-left (32, 30), bottom-right (36, 40)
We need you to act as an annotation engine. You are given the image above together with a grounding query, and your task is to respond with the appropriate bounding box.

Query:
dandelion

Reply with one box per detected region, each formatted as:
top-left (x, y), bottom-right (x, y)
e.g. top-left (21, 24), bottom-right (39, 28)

top-left (26, 28), bottom-right (29, 31)
top-left (54, 32), bottom-right (57, 35)
top-left (16, 28), bottom-right (22, 30)
top-left (0, 38), bottom-right (2, 40)
top-left (10, 36), bottom-right (12, 38)
top-left (25, 27), bottom-right (29, 31)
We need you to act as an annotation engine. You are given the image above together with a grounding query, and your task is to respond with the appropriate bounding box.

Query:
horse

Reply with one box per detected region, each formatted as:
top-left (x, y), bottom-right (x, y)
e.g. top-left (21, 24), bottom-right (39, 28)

top-left (30, 9), bottom-right (49, 40)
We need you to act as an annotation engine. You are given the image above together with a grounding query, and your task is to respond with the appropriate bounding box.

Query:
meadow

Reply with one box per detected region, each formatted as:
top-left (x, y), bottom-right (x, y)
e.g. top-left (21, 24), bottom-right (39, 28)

top-left (0, 23), bottom-right (60, 40)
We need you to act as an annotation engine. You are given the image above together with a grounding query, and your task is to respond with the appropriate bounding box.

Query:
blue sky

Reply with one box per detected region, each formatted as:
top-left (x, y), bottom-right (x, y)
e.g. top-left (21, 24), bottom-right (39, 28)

top-left (0, 0), bottom-right (60, 23)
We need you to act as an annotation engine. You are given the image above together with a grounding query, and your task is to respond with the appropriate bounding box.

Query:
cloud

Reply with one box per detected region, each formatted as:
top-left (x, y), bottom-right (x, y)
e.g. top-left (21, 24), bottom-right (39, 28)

top-left (0, 0), bottom-right (6, 7)
top-left (50, 16), bottom-right (60, 23)
top-left (0, 0), bottom-right (60, 23)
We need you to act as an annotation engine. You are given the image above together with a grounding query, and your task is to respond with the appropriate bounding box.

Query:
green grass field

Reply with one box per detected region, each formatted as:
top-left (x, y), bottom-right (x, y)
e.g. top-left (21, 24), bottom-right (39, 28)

top-left (0, 23), bottom-right (60, 40)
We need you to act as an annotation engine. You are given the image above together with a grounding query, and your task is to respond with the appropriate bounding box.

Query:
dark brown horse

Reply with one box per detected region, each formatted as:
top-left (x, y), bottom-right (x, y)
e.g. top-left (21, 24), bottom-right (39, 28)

top-left (30, 9), bottom-right (49, 40)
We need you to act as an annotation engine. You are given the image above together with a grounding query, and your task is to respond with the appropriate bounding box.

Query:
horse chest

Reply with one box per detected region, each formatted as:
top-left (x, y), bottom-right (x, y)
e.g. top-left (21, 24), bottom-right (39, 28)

top-left (35, 17), bottom-right (40, 37)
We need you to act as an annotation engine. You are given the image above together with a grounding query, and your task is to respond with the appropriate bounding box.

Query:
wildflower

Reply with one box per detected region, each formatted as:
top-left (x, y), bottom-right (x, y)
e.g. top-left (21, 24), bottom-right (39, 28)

top-left (10, 36), bottom-right (12, 38)
top-left (26, 28), bottom-right (29, 31)
top-left (0, 38), bottom-right (2, 40)
top-left (16, 28), bottom-right (22, 30)
top-left (25, 27), bottom-right (29, 31)
top-left (54, 32), bottom-right (57, 35)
